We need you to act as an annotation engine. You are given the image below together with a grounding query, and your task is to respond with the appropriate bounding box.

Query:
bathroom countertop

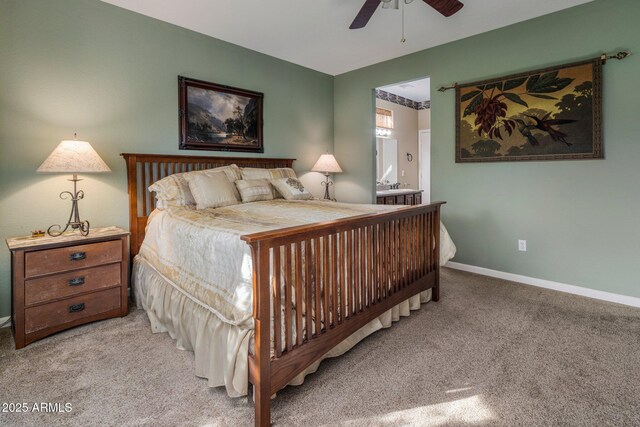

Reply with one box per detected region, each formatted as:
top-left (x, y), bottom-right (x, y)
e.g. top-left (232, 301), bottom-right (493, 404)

top-left (376, 189), bottom-right (423, 196)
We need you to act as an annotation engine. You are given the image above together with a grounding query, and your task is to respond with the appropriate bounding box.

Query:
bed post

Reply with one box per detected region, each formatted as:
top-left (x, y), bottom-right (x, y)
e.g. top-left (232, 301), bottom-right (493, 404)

top-left (432, 207), bottom-right (441, 302)
top-left (124, 154), bottom-right (139, 258)
top-left (250, 242), bottom-right (272, 427)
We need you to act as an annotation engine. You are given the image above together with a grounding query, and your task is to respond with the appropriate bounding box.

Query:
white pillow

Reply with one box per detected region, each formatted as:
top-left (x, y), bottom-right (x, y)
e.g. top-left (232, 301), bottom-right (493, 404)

top-left (235, 179), bottom-right (274, 203)
top-left (148, 164), bottom-right (242, 206)
top-left (148, 173), bottom-right (195, 206)
top-left (185, 171), bottom-right (240, 209)
top-left (271, 177), bottom-right (313, 200)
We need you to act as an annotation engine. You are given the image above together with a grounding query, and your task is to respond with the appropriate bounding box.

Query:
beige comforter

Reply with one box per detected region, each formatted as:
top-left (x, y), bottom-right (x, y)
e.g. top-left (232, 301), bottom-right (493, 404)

top-left (139, 200), bottom-right (417, 329)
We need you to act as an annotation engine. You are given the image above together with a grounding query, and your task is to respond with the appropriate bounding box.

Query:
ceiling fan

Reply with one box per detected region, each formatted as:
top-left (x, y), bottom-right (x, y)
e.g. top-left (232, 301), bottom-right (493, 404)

top-left (350, 0), bottom-right (464, 29)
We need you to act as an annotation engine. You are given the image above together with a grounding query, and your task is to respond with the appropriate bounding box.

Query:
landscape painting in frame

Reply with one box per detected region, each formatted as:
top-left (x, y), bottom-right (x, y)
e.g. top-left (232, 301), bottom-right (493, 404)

top-left (455, 59), bottom-right (602, 162)
top-left (179, 76), bottom-right (263, 153)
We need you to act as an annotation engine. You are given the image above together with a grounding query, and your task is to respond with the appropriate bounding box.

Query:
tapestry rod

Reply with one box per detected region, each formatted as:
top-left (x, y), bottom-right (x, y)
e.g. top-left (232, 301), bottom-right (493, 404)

top-left (436, 50), bottom-right (631, 93)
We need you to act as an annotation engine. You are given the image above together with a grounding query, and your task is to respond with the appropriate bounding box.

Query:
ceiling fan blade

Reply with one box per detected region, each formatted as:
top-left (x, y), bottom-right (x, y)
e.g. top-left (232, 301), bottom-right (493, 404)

top-left (422, 0), bottom-right (464, 17)
top-left (350, 0), bottom-right (382, 29)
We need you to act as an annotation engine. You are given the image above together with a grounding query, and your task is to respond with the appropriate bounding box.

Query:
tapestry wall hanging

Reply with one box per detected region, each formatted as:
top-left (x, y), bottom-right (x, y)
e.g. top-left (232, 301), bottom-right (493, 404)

top-left (179, 76), bottom-right (264, 153)
top-left (455, 58), bottom-right (602, 162)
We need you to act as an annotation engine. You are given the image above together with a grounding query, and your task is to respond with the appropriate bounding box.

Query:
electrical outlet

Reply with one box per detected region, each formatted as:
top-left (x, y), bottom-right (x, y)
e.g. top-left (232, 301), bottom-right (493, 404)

top-left (401, 170), bottom-right (405, 177)
top-left (518, 240), bottom-right (527, 252)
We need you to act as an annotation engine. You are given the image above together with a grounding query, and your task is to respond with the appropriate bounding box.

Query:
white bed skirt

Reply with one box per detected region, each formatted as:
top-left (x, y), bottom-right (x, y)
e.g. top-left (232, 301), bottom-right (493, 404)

top-left (133, 256), bottom-right (433, 398)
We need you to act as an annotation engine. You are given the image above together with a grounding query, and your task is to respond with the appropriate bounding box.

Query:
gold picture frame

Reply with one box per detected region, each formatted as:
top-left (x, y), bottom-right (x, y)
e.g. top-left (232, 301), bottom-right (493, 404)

top-left (179, 76), bottom-right (264, 153)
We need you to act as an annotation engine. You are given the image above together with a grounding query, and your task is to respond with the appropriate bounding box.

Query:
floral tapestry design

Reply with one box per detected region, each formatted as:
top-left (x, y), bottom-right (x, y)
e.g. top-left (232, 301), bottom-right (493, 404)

top-left (455, 59), bottom-right (602, 162)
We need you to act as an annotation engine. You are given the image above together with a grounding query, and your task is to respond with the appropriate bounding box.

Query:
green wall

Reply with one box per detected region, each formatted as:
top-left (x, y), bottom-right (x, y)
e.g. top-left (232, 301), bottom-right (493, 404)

top-left (0, 0), bottom-right (334, 317)
top-left (2, 0), bottom-right (639, 319)
top-left (334, 0), bottom-right (640, 298)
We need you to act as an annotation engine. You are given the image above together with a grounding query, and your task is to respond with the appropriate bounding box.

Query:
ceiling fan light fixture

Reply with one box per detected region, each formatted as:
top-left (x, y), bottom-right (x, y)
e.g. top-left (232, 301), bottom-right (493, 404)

top-left (381, 0), bottom-right (399, 10)
top-left (349, 0), bottom-right (463, 31)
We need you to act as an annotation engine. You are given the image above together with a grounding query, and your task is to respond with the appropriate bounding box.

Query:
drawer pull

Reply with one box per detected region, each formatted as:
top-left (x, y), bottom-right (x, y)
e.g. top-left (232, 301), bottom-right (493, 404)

top-left (68, 277), bottom-right (85, 286)
top-left (68, 303), bottom-right (85, 313)
top-left (69, 252), bottom-right (87, 261)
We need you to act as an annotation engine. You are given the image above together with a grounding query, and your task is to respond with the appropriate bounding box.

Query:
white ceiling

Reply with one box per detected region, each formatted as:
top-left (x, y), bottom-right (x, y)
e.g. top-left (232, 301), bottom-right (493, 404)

top-left (101, 0), bottom-right (593, 76)
top-left (379, 77), bottom-right (431, 102)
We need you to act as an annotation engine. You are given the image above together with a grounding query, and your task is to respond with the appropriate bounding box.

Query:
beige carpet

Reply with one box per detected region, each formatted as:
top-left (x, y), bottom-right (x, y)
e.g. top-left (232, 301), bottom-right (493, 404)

top-left (1, 268), bottom-right (639, 426)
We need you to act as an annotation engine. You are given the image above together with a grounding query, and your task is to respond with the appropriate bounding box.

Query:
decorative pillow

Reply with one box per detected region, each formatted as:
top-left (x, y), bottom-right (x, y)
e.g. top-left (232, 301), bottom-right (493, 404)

top-left (203, 164), bottom-right (242, 200)
top-left (240, 167), bottom-right (297, 198)
top-left (271, 177), bottom-right (313, 200)
top-left (185, 171), bottom-right (240, 210)
top-left (148, 165), bottom-right (241, 206)
top-left (235, 179), bottom-right (274, 203)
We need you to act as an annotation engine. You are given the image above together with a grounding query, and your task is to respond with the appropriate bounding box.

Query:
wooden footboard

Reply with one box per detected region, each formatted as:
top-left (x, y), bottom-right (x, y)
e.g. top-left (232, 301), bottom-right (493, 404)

top-left (242, 202), bottom-right (444, 427)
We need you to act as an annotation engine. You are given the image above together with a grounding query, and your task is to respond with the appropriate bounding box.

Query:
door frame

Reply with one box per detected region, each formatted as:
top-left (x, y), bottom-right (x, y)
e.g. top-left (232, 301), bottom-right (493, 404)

top-left (418, 129), bottom-right (431, 203)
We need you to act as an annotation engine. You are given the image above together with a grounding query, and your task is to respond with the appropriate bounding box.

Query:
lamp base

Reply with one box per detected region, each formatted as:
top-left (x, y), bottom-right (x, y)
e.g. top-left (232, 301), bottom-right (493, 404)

top-left (47, 175), bottom-right (91, 237)
top-left (47, 221), bottom-right (90, 237)
top-left (320, 173), bottom-right (335, 201)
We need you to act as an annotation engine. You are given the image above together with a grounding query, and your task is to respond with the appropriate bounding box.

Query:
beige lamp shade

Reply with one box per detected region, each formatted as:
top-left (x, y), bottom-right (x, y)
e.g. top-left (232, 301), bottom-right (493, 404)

top-left (311, 153), bottom-right (343, 174)
top-left (37, 139), bottom-right (111, 173)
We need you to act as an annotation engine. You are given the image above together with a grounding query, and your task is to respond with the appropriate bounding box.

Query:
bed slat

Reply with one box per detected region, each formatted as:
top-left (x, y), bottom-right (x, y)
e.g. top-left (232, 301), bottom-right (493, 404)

top-left (295, 242), bottom-right (303, 347)
top-left (304, 240), bottom-right (312, 341)
top-left (284, 245), bottom-right (293, 352)
top-left (332, 234), bottom-right (339, 327)
top-left (273, 248), bottom-right (282, 358)
top-left (339, 232), bottom-right (346, 324)
top-left (313, 238), bottom-right (321, 337)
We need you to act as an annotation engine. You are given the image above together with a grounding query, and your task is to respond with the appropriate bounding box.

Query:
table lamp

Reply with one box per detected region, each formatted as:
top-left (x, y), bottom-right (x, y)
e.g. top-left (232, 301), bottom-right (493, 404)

top-left (36, 135), bottom-right (111, 236)
top-left (311, 153), bottom-right (342, 200)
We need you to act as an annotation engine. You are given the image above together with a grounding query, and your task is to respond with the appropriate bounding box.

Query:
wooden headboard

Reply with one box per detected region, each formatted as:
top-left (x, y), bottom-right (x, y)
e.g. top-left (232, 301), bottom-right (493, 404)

top-left (121, 153), bottom-right (295, 257)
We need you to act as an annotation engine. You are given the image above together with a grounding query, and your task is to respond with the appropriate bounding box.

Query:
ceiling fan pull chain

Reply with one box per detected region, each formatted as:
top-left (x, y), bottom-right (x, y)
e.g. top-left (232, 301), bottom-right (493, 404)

top-left (401, 0), bottom-right (407, 42)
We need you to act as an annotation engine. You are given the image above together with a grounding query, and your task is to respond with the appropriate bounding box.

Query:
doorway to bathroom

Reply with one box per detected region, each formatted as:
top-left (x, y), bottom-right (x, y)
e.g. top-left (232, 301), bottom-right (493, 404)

top-left (374, 77), bottom-right (431, 205)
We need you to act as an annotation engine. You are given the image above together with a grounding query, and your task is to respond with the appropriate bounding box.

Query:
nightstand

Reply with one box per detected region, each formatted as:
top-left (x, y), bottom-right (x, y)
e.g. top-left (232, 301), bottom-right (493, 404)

top-left (6, 227), bottom-right (130, 349)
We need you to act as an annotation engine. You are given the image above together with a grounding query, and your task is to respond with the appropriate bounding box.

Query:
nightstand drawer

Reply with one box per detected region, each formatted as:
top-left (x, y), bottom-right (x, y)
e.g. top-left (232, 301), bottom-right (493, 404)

top-left (25, 263), bottom-right (121, 306)
top-left (24, 287), bottom-right (121, 334)
top-left (25, 240), bottom-right (122, 278)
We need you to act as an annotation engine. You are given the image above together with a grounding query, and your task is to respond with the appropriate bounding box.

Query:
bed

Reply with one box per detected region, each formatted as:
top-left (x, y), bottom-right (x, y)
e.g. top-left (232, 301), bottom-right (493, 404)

top-left (122, 153), bottom-right (454, 426)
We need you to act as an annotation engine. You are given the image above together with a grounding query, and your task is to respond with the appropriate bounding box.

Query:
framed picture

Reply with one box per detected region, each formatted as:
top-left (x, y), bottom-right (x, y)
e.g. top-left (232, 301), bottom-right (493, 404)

top-left (179, 76), bottom-right (263, 153)
top-left (456, 58), bottom-right (602, 162)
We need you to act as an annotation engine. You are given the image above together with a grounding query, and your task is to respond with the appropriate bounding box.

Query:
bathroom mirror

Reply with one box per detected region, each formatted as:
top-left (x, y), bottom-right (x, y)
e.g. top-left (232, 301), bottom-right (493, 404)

top-left (376, 138), bottom-right (397, 186)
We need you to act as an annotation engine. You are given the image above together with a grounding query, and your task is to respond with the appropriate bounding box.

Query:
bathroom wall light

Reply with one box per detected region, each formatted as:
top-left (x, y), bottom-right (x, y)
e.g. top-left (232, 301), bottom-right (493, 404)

top-left (376, 127), bottom-right (391, 137)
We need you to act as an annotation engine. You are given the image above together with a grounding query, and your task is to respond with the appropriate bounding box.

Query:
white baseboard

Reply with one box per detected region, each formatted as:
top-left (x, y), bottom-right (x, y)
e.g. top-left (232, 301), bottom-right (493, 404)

top-left (0, 316), bottom-right (10, 329)
top-left (446, 262), bottom-right (640, 308)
